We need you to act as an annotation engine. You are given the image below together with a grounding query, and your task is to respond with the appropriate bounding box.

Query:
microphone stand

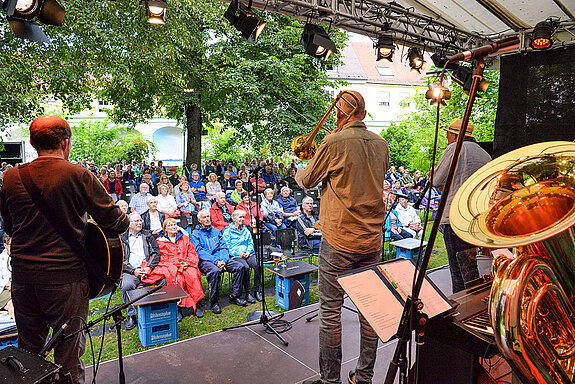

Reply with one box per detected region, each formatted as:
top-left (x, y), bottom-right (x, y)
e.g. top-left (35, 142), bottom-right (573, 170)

top-left (384, 58), bottom-right (488, 384)
top-left (41, 284), bottom-right (163, 384)
top-left (222, 168), bottom-right (289, 346)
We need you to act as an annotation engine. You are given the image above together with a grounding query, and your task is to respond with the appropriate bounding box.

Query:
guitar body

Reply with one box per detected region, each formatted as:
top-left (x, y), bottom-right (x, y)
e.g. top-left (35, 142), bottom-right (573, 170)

top-left (84, 221), bottom-right (124, 299)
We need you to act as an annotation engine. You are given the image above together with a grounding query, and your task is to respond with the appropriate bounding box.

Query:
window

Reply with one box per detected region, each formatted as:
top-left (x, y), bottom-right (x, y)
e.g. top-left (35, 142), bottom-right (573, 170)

top-left (379, 91), bottom-right (390, 107)
top-left (376, 66), bottom-right (394, 77)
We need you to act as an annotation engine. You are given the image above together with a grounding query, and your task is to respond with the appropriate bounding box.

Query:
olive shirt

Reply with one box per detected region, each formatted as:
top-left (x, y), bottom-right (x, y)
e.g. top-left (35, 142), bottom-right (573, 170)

top-left (299, 121), bottom-right (389, 254)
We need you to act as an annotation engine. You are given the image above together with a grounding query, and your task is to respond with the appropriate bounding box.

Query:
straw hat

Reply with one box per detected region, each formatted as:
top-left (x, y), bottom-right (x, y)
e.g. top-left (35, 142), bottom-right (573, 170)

top-left (443, 119), bottom-right (474, 137)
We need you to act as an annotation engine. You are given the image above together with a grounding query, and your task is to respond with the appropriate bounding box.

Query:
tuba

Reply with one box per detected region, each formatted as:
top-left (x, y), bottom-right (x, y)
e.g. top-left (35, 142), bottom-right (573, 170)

top-left (450, 141), bottom-right (575, 383)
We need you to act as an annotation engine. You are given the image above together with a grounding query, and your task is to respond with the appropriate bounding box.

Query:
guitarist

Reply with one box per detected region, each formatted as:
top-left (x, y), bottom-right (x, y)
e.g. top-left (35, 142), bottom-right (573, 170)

top-left (0, 116), bottom-right (129, 384)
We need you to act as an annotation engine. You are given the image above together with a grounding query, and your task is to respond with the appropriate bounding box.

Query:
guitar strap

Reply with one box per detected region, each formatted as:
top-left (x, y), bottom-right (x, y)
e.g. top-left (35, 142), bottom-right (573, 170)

top-left (18, 164), bottom-right (114, 287)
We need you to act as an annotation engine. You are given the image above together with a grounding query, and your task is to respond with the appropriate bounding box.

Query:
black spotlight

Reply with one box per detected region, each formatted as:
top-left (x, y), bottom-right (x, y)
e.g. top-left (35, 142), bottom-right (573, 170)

top-left (451, 66), bottom-right (489, 94)
top-left (430, 52), bottom-right (459, 70)
top-left (408, 47), bottom-right (424, 73)
top-left (224, 0), bottom-right (266, 42)
top-left (145, 0), bottom-right (167, 25)
top-left (530, 20), bottom-right (554, 49)
top-left (375, 33), bottom-right (394, 62)
top-left (425, 83), bottom-right (451, 106)
top-left (301, 23), bottom-right (338, 61)
top-left (2, 0), bottom-right (65, 43)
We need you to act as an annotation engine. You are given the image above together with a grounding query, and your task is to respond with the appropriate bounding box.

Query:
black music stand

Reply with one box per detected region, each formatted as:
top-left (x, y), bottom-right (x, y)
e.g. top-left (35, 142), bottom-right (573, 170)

top-left (222, 167), bottom-right (289, 346)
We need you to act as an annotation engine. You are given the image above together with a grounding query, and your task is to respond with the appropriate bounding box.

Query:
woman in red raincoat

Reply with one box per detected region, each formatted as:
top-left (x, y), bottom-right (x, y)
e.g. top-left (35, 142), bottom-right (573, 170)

top-left (141, 218), bottom-right (204, 317)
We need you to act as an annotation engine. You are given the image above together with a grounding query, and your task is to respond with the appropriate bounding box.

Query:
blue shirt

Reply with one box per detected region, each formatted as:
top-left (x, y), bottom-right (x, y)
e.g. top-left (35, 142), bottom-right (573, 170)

top-left (189, 180), bottom-right (206, 200)
top-left (191, 225), bottom-right (229, 264)
top-left (262, 172), bottom-right (277, 184)
top-left (222, 224), bottom-right (255, 258)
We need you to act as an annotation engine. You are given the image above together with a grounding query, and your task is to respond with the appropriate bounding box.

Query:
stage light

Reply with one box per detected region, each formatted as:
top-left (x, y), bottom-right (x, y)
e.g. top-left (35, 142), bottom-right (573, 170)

top-left (408, 47), bottom-right (424, 73)
top-left (301, 23), bottom-right (338, 61)
top-left (2, 0), bottom-right (65, 43)
top-left (425, 83), bottom-right (451, 106)
top-left (451, 66), bottom-right (489, 94)
top-left (375, 33), bottom-right (394, 62)
top-left (430, 52), bottom-right (459, 70)
top-left (224, 0), bottom-right (267, 42)
top-left (530, 21), bottom-right (553, 49)
top-left (145, 0), bottom-right (167, 25)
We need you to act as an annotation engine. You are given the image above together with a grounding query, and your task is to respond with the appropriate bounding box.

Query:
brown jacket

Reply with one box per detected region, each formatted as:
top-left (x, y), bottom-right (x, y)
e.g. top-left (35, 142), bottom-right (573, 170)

top-left (300, 121), bottom-right (389, 253)
top-left (0, 157), bottom-right (129, 284)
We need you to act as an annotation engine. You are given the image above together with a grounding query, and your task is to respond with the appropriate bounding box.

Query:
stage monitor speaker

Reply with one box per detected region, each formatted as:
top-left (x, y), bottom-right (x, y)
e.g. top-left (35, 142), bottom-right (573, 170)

top-left (0, 141), bottom-right (25, 165)
top-left (493, 45), bottom-right (575, 158)
top-left (0, 346), bottom-right (71, 383)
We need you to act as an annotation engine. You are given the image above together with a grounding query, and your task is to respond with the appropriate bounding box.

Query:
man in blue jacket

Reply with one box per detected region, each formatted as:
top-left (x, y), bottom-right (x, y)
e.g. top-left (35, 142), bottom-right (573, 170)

top-left (191, 209), bottom-right (246, 314)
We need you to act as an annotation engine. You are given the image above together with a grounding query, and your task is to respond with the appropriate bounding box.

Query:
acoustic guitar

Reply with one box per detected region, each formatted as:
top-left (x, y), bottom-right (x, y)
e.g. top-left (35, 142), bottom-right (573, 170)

top-left (85, 221), bottom-right (124, 299)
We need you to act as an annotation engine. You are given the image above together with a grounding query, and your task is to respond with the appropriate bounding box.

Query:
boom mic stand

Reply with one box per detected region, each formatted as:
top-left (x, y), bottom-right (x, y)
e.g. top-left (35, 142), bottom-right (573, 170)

top-left (40, 284), bottom-right (163, 384)
top-left (384, 57), bottom-right (490, 384)
top-left (222, 167), bottom-right (289, 346)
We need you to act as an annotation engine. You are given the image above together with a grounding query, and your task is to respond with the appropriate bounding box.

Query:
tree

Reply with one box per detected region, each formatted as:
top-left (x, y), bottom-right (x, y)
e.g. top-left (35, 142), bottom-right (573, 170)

top-left (70, 120), bottom-right (155, 165)
top-left (0, 1), bottom-right (346, 166)
top-left (382, 69), bottom-right (500, 172)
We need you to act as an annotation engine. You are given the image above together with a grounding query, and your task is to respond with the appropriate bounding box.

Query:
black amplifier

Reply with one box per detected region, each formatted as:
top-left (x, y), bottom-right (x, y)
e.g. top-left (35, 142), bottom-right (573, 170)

top-left (0, 346), bottom-right (71, 384)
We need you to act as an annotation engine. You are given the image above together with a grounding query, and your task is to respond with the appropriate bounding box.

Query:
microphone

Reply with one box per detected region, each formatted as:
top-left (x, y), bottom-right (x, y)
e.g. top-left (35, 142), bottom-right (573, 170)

top-left (448, 36), bottom-right (519, 63)
top-left (391, 192), bottom-right (410, 200)
top-left (39, 321), bottom-right (69, 357)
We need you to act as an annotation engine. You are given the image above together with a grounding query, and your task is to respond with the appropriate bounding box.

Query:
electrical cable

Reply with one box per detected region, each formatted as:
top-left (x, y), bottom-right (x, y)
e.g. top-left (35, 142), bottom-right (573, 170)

top-left (90, 291), bottom-right (115, 384)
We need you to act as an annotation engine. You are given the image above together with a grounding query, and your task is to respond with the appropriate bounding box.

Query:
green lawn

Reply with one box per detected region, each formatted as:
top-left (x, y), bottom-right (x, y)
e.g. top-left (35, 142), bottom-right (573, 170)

top-left (83, 216), bottom-right (447, 366)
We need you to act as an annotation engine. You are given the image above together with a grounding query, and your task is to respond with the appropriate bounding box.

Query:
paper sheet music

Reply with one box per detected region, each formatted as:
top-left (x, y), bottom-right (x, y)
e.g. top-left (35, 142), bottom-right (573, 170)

top-left (338, 269), bottom-right (405, 342)
top-left (378, 261), bottom-right (452, 318)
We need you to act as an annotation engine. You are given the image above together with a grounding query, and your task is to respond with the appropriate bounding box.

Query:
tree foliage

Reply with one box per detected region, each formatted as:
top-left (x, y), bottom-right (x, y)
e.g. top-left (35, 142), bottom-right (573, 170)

top-left (0, 1), bottom-right (347, 164)
top-left (382, 69), bottom-right (500, 172)
top-left (70, 120), bottom-right (155, 165)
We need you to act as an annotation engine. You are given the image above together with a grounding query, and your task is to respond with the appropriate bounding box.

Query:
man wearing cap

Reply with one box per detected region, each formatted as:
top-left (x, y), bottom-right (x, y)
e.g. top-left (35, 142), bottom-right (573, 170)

top-left (433, 119), bottom-right (491, 294)
top-left (169, 168), bottom-right (180, 187)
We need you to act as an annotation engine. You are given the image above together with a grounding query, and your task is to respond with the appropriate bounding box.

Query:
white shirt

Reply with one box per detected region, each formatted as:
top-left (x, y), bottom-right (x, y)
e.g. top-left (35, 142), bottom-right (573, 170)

top-left (0, 250), bottom-right (11, 290)
top-left (149, 212), bottom-right (162, 232)
top-left (395, 204), bottom-right (421, 227)
top-left (128, 232), bottom-right (146, 269)
top-left (157, 194), bottom-right (177, 213)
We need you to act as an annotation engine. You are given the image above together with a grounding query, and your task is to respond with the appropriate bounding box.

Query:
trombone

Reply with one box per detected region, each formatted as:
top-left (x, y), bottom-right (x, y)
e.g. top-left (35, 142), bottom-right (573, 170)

top-left (291, 90), bottom-right (360, 160)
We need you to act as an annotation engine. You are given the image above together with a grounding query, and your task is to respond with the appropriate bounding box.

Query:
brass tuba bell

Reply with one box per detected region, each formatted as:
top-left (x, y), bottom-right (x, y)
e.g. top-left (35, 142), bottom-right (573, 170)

top-left (450, 141), bottom-right (575, 384)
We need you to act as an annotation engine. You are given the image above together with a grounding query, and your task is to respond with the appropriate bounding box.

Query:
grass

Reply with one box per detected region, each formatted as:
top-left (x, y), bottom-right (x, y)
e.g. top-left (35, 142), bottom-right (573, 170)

top-left (83, 215), bottom-right (447, 366)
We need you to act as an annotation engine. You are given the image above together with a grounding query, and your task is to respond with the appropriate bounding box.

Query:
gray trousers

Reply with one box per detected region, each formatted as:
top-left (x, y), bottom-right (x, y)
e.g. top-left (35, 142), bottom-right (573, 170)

top-left (120, 273), bottom-right (166, 317)
top-left (12, 278), bottom-right (89, 384)
top-left (318, 239), bottom-right (380, 384)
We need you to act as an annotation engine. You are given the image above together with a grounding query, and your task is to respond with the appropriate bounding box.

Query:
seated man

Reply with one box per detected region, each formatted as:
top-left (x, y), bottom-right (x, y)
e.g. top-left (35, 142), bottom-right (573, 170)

top-left (222, 210), bottom-right (262, 303)
top-left (116, 199), bottom-right (129, 214)
top-left (395, 198), bottom-right (423, 239)
top-left (261, 165), bottom-right (277, 185)
top-left (129, 182), bottom-right (152, 214)
top-left (278, 167), bottom-right (302, 192)
top-left (0, 235), bottom-right (14, 318)
top-left (189, 171), bottom-right (206, 200)
top-left (210, 191), bottom-right (235, 231)
top-left (276, 186), bottom-right (300, 227)
top-left (295, 196), bottom-right (322, 254)
top-left (192, 210), bottom-right (247, 312)
top-left (141, 173), bottom-right (158, 196)
top-left (120, 212), bottom-right (162, 330)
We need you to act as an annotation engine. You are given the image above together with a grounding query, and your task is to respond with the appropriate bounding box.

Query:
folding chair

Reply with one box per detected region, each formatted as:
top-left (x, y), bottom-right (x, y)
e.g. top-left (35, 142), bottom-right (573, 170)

top-left (276, 228), bottom-right (296, 259)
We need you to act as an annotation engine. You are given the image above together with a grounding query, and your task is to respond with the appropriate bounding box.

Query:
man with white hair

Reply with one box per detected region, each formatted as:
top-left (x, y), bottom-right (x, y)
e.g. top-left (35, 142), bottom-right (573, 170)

top-left (120, 212), bottom-right (162, 330)
top-left (210, 191), bottom-right (235, 231)
top-left (395, 198), bottom-right (423, 239)
top-left (192, 209), bottom-right (247, 311)
top-left (277, 186), bottom-right (300, 227)
top-left (129, 182), bottom-right (151, 214)
top-left (296, 196), bottom-right (322, 254)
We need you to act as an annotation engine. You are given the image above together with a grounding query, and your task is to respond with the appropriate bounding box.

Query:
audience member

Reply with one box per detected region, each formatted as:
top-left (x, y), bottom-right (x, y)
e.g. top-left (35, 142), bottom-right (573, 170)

top-left (391, 180), bottom-right (408, 197)
top-left (222, 210), bottom-right (262, 303)
top-left (395, 198), bottom-right (423, 239)
top-left (279, 167), bottom-right (302, 192)
top-left (156, 184), bottom-right (178, 216)
top-left (157, 174), bottom-right (175, 197)
top-left (229, 180), bottom-right (245, 206)
top-left (98, 169), bottom-right (108, 184)
top-left (120, 212), bottom-right (162, 330)
top-left (176, 181), bottom-right (198, 215)
top-left (239, 171), bottom-right (254, 194)
top-left (116, 199), bottom-right (129, 214)
top-left (189, 171), bottom-right (206, 200)
top-left (221, 171), bottom-right (235, 193)
top-left (0, 235), bottom-right (13, 318)
top-left (226, 165), bottom-right (238, 179)
top-left (276, 186), bottom-right (300, 227)
top-left (295, 196), bottom-right (322, 254)
top-left (141, 173), bottom-right (158, 196)
top-left (386, 166), bottom-right (401, 183)
top-left (123, 165), bottom-right (136, 183)
top-left (129, 183), bottom-right (152, 214)
top-left (192, 210), bottom-right (247, 311)
top-left (236, 191), bottom-right (262, 231)
top-left (168, 168), bottom-right (180, 187)
top-left (104, 170), bottom-right (123, 201)
top-left (278, 163), bottom-right (288, 177)
top-left (215, 160), bottom-right (225, 177)
top-left (261, 165), bottom-right (277, 185)
top-left (210, 192), bottom-right (235, 231)
top-left (205, 173), bottom-right (222, 201)
top-left (189, 163), bottom-right (202, 180)
top-left (142, 196), bottom-right (166, 236)
top-left (413, 170), bottom-right (426, 190)
top-left (145, 218), bottom-right (204, 318)
top-left (203, 161), bottom-right (215, 177)
top-left (250, 169), bottom-right (267, 192)
top-left (384, 198), bottom-right (412, 241)
top-left (383, 180), bottom-right (392, 201)
top-left (261, 188), bottom-right (286, 236)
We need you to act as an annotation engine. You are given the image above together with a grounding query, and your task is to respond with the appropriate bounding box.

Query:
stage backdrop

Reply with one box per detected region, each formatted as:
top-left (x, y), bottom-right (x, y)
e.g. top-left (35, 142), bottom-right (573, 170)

top-left (493, 45), bottom-right (575, 158)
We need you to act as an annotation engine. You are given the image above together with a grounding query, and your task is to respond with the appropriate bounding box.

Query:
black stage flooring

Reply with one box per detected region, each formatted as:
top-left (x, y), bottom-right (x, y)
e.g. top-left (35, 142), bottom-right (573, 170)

top-left (88, 266), bottom-right (462, 384)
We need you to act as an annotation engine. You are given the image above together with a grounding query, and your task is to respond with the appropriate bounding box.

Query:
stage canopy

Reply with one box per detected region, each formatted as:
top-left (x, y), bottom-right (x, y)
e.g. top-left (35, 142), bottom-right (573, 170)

top-left (220, 0), bottom-right (575, 55)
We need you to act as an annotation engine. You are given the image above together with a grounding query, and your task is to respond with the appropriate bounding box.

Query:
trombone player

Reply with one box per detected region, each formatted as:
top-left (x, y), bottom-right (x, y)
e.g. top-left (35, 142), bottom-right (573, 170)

top-left (297, 90), bottom-right (389, 384)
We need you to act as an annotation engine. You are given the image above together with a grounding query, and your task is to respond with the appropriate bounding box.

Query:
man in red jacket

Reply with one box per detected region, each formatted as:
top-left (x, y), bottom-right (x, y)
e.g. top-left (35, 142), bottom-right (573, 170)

top-left (210, 191), bottom-right (235, 231)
